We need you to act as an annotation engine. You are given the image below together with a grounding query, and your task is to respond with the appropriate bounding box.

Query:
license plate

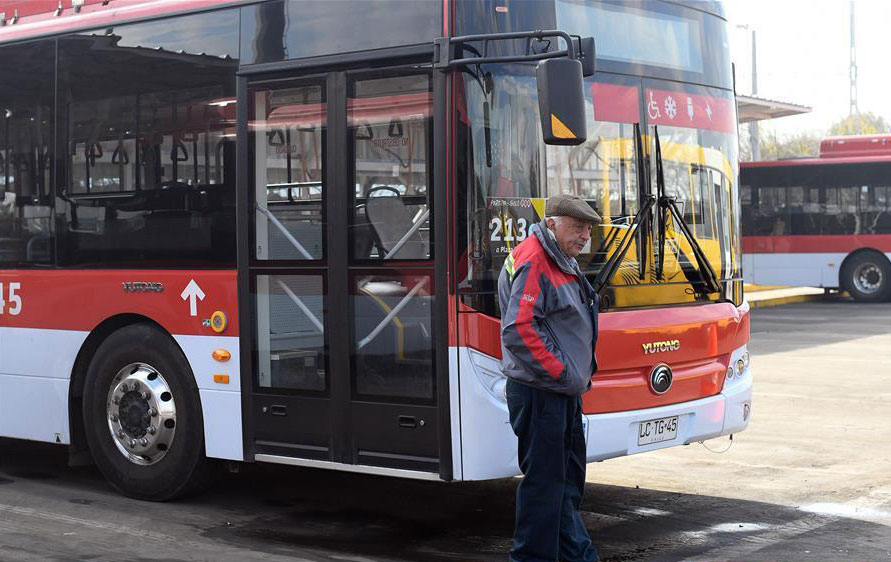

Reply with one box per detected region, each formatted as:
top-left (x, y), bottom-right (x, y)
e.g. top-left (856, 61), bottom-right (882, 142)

top-left (637, 416), bottom-right (678, 446)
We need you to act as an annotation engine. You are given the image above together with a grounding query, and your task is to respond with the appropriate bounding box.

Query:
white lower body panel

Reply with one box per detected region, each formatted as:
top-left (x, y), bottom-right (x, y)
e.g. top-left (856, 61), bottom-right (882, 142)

top-left (173, 335), bottom-right (242, 461)
top-left (0, 327), bottom-right (243, 460)
top-left (0, 327), bottom-right (85, 444)
top-left (455, 346), bottom-right (752, 481)
top-left (0, 373), bottom-right (70, 444)
top-left (742, 252), bottom-right (891, 288)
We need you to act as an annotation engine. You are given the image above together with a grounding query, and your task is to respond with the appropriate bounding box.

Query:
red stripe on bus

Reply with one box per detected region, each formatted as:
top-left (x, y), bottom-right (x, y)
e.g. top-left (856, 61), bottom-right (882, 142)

top-left (741, 155), bottom-right (891, 168)
top-left (742, 235), bottom-right (891, 254)
top-left (0, 270), bottom-right (238, 336)
top-left (645, 88), bottom-right (734, 133)
top-left (458, 301), bottom-right (750, 414)
top-left (443, 0), bottom-right (450, 36)
top-left (592, 83), bottom-right (640, 124)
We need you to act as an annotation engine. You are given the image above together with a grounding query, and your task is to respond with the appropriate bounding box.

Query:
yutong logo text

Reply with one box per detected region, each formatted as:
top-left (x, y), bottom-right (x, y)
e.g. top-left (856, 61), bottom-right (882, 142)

top-left (122, 282), bottom-right (164, 293)
top-left (642, 339), bottom-right (680, 354)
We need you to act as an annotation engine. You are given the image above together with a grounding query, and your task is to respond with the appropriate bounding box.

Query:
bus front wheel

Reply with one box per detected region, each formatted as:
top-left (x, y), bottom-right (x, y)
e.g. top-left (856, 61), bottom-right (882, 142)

top-left (841, 252), bottom-right (891, 302)
top-left (82, 323), bottom-right (211, 501)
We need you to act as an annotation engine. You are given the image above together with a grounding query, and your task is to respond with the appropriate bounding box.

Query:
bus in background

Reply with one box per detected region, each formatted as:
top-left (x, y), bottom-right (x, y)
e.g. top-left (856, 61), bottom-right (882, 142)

top-left (740, 134), bottom-right (891, 302)
top-left (0, 0), bottom-right (751, 501)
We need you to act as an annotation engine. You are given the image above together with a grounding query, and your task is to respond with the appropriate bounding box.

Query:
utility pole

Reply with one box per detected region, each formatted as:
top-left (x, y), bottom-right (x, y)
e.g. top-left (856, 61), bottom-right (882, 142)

top-left (736, 24), bottom-right (760, 160)
top-left (750, 28), bottom-right (760, 160)
top-left (850, 0), bottom-right (859, 132)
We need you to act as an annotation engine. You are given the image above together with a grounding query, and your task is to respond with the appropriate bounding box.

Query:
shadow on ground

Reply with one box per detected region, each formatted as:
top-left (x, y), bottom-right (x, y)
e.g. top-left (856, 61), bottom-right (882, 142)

top-left (0, 439), bottom-right (888, 561)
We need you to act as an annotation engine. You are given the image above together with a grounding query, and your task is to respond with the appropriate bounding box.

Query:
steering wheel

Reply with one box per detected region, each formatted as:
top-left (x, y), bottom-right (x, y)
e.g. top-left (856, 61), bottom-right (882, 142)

top-left (365, 185), bottom-right (402, 199)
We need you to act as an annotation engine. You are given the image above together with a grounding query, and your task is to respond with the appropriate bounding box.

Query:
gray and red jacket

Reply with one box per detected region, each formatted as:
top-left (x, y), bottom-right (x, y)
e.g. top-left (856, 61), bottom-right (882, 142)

top-left (498, 222), bottom-right (599, 396)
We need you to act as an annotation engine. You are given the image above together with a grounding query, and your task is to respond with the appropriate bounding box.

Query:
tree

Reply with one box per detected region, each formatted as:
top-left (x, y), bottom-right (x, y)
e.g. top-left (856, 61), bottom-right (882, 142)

top-left (828, 112), bottom-right (890, 136)
top-left (751, 131), bottom-right (821, 161)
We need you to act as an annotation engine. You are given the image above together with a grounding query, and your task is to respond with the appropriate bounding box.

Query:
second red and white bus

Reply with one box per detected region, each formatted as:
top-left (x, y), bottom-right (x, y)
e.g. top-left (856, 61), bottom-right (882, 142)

top-left (740, 134), bottom-right (891, 301)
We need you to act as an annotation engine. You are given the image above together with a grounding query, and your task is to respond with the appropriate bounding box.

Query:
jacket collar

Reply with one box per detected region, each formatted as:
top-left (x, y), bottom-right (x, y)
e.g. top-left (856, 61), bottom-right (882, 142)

top-left (531, 222), bottom-right (578, 276)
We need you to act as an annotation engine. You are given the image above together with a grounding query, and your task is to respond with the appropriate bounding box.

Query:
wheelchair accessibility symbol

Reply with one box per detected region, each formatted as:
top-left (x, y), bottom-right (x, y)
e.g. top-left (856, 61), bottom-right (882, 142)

top-left (647, 91), bottom-right (661, 120)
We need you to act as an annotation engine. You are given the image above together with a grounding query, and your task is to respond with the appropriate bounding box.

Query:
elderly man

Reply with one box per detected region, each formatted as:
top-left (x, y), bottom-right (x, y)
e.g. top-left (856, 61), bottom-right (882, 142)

top-left (498, 193), bottom-right (602, 562)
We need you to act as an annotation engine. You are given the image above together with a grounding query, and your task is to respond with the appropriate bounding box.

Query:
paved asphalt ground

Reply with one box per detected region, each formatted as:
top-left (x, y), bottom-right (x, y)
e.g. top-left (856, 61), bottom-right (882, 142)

top-left (0, 300), bottom-right (889, 562)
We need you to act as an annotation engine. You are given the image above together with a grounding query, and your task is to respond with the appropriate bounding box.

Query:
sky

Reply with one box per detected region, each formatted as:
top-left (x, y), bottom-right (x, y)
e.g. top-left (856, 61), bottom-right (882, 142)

top-left (725, 0), bottom-right (891, 138)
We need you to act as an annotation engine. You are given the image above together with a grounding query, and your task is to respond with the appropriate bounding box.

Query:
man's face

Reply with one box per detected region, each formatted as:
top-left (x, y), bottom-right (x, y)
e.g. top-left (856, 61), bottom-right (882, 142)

top-left (547, 216), bottom-right (593, 258)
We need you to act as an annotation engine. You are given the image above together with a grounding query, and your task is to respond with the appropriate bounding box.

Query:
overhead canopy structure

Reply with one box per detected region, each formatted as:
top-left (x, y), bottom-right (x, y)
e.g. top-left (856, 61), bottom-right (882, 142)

top-left (736, 94), bottom-right (811, 123)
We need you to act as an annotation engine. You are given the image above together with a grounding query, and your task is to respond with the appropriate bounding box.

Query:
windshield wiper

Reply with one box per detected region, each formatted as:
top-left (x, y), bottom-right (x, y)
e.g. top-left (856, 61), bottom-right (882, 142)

top-left (652, 126), bottom-right (722, 296)
top-left (592, 123), bottom-right (653, 298)
top-left (591, 192), bottom-right (656, 297)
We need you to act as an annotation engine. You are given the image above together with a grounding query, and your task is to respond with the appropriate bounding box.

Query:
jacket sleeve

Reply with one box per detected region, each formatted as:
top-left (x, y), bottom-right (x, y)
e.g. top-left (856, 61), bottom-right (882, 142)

top-left (499, 258), bottom-right (568, 381)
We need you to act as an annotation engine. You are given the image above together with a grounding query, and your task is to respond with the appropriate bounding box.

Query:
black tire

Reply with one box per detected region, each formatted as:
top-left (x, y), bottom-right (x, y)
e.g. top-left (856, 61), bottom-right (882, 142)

top-left (82, 323), bottom-right (212, 501)
top-left (841, 251), bottom-right (891, 303)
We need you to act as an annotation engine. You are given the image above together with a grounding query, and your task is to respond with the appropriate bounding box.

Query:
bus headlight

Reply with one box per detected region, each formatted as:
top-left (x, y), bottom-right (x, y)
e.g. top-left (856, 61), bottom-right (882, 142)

top-left (725, 345), bottom-right (750, 388)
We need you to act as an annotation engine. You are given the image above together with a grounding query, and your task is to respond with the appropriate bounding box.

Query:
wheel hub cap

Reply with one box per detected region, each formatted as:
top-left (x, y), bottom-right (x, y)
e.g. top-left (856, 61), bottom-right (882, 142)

top-left (106, 362), bottom-right (177, 466)
top-left (119, 392), bottom-right (150, 437)
top-left (853, 263), bottom-right (882, 294)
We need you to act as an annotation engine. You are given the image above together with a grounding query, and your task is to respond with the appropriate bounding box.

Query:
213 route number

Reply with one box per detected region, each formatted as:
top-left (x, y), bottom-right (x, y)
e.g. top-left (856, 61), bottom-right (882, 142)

top-left (489, 217), bottom-right (528, 242)
top-left (0, 282), bottom-right (22, 315)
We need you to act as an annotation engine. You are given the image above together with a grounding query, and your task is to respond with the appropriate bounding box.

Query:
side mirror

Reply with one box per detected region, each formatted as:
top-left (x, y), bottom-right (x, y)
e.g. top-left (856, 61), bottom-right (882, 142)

top-left (536, 58), bottom-right (587, 146)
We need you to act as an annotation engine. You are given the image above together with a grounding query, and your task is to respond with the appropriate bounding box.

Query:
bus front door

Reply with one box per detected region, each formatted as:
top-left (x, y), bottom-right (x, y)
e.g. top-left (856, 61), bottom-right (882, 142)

top-left (244, 65), bottom-right (442, 476)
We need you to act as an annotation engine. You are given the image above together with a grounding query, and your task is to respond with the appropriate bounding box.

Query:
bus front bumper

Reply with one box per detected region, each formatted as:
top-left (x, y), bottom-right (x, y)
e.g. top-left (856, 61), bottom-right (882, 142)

top-left (583, 355), bottom-right (753, 462)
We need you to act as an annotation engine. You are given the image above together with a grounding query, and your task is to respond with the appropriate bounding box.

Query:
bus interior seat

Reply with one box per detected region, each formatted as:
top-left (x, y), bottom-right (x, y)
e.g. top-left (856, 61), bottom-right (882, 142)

top-left (25, 235), bottom-right (52, 261)
top-left (364, 196), bottom-right (427, 259)
top-left (352, 204), bottom-right (376, 259)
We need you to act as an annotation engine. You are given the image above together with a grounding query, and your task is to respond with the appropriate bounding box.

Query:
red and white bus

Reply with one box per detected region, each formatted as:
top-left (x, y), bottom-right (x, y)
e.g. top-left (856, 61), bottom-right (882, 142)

top-left (741, 135), bottom-right (891, 301)
top-left (0, 0), bottom-right (751, 500)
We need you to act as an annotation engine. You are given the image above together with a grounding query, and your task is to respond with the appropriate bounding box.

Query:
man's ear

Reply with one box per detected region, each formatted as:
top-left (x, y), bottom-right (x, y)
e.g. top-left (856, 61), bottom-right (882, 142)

top-left (545, 217), bottom-right (556, 230)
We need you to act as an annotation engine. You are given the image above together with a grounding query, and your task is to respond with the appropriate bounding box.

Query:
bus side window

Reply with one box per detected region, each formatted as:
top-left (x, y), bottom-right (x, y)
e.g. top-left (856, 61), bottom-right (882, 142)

top-left (70, 97), bottom-right (138, 195)
top-left (0, 40), bottom-right (55, 266)
top-left (839, 186), bottom-right (859, 235)
top-left (754, 187), bottom-right (786, 236)
top-left (864, 185), bottom-right (891, 234)
top-left (787, 186), bottom-right (813, 235)
top-left (56, 9), bottom-right (239, 266)
top-left (740, 184), bottom-right (754, 237)
top-left (820, 187), bottom-right (846, 235)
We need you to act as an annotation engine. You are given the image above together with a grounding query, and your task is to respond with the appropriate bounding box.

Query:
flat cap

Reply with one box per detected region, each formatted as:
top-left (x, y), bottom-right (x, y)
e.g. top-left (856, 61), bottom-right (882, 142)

top-left (545, 193), bottom-right (602, 224)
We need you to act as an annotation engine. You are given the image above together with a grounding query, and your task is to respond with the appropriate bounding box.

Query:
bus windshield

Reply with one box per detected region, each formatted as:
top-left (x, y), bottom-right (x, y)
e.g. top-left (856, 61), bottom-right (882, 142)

top-left (456, 63), bottom-right (741, 310)
top-left (454, 0), bottom-right (741, 311)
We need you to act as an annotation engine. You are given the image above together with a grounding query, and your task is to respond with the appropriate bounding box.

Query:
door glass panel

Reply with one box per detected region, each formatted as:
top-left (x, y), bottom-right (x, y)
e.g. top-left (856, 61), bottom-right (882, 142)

top-left (251, 84), bottom-right (325, 261)
top-left (349, 74), bottom-right (431, 260)
top-left (255, 274), bottom-right (327, 391)
top-left (352, 273), bottom-right (434, 400)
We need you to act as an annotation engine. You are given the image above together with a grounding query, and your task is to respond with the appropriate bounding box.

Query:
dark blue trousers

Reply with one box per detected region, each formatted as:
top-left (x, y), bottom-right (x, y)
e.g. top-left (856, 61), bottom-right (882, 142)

top-left (506, 379), bottom-right (598, 562)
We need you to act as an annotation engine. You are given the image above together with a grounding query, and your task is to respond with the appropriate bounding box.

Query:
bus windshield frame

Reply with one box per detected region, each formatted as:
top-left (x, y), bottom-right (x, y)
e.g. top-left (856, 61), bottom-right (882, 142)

top-left (453, 0), bottom-right (741, 312)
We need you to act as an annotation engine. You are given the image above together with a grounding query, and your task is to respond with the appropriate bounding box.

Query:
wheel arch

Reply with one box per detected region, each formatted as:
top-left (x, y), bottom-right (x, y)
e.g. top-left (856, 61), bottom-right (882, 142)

top-left (838, 247), bottom-right (891, 290)
top-left (67, 314), bottom-right (180, 466)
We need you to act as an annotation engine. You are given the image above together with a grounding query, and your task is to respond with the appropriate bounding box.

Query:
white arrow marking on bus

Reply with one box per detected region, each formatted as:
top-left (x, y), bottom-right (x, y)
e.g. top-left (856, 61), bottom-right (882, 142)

top-left (180, 279), bottom-right (206, 317)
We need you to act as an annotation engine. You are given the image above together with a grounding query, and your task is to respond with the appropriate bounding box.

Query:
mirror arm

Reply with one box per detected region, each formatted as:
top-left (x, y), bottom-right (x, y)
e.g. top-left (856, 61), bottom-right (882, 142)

top-left (436, 30), bottom-right (586, 68)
